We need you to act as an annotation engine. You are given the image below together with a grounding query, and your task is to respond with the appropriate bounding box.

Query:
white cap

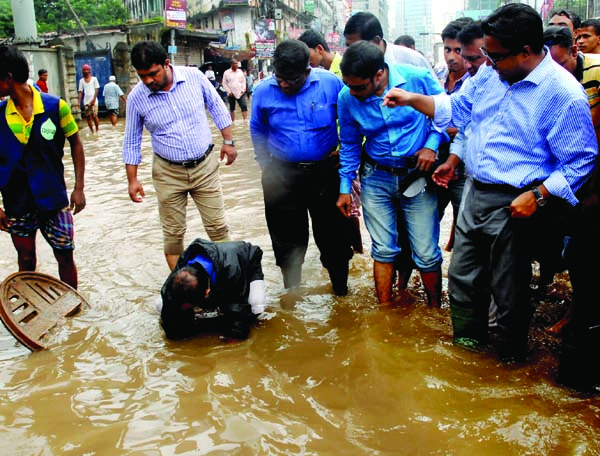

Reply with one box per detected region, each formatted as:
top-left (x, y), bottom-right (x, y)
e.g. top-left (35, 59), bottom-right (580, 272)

top-left (109, 75), bottom-right (116, 81)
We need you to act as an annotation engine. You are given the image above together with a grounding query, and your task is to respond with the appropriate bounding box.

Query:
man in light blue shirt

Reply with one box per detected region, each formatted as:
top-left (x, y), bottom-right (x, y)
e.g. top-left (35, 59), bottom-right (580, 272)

top-left (250, 40), bottom-right (353, 295)
top-left (383, 4), bottom-right (597, 362)
top-left (337, 41), bottom-right (445, 307)
top-left (123, 41), bottom-right (236, 270)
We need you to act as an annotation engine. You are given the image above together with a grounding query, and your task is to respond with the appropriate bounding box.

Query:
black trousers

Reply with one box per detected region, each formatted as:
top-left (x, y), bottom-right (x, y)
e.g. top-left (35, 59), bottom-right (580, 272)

top-left (261, 158), bottom-right (353, 271)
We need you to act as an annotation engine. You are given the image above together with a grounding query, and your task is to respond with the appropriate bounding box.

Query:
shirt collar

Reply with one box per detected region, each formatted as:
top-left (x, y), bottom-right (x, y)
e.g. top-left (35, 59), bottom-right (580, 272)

top-left (519, 47), bottom-right (554, 86)
top-left (6, 84), bottom-right (44, 118)
top-left (144, 64), bottom-right (184, 97)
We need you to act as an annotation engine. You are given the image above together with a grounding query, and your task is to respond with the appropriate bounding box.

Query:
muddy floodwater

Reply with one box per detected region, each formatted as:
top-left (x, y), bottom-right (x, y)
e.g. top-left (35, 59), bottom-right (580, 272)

top-left (0, 118), bottom-right (599, 455)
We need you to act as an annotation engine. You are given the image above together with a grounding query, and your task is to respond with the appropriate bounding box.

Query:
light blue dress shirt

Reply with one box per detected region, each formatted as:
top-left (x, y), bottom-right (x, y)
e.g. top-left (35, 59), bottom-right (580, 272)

top-left (250, 68), bottom-right (344, 166)
top-left (432, 50), bottom-right (598, 206)
top-left (337, 63), bottom-right (445, 194)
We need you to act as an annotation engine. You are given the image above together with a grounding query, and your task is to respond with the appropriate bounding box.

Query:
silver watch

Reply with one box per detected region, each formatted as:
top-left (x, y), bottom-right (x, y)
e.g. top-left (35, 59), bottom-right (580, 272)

top-left (223, 139), bottom-right (235, 146)
top-left (531, 186), bottom-right (547, 207)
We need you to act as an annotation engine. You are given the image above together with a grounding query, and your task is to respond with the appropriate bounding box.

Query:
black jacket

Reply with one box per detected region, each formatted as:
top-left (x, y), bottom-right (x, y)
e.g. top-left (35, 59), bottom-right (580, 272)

top-left (160, 238), bottom-right (264, 340)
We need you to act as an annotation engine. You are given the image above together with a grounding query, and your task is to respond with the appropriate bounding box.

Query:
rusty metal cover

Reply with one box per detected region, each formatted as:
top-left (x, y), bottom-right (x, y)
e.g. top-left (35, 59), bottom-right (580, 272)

top-left (0, 272), bottom-right (89, 351)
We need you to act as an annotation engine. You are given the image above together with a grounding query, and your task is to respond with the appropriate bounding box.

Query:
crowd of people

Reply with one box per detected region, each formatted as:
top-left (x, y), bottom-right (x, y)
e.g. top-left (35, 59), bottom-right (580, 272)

top-left (1, 3), bottom-right (599, 393)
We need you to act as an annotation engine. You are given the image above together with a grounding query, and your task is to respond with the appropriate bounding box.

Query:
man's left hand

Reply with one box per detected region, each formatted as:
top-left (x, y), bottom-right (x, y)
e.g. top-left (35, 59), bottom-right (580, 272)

top-left (221, 144), bottom-right (237, 165)
top-left (510, 191), bottom-right (537, 218)
top-left (70, 188), bottom-right (86, 215)
top-left (415, 148), bottom-right (436, 172)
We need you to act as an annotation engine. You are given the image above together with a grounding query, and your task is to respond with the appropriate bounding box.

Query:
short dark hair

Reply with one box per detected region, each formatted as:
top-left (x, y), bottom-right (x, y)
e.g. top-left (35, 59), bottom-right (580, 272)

top-left (457, 21), bottom-right (483, 46)
top-left (298, 29), bottom-right (330, 52)
top-left (482, 3), bottom-right (544, 54)
top-left (38, 69), bottom-right (48, 77)
top-left (0, 46), bottom-right (29, 83)
top-left (549, 9), bottom-right (582, 29)
top-left (394, 35), bottom-right (415, 47)
top-left (273, 40), bottom-right (310, 75)
top-left (340, 41), bottom-right (385, 80)
top-left (131, 40), bottom-right (168, 70)
top-left (160, 266), bottom-right (210, 340)
top-left (580, 18), bottom-right (600, 36)
top-left (543, 26), bottom-right (574, 49)
top-left (441, 17), bottom-right (474, 41)
top-left (343, 12), bottom-right (384, 41)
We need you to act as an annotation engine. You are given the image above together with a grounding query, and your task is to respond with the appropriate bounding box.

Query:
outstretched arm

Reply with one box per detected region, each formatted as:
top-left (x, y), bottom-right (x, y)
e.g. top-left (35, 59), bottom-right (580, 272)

top-left (382, 88), bottom-right (436, 117)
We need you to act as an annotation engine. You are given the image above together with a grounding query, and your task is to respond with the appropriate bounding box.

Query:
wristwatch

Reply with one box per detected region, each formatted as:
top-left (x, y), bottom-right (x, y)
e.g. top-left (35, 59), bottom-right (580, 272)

top-left (223, 139), bottom-right (235, 146)
top-left (531, 186), bottom-right (547, 207)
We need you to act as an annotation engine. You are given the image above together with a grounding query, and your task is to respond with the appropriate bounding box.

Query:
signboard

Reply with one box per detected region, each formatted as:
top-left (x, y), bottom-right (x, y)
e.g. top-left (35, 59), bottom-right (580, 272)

top-left (253, 18), bottom-right (276, 58)
top-left (168, 45), bottom-right (177, 54)
top-left (165, 0), bottom-right (187, 29)
top-left (304, 0), bottom-right (315, 15)
top-left (219, 9), bottom-right (235, 31)
top-left (223, 0), bottom-right (249, 5)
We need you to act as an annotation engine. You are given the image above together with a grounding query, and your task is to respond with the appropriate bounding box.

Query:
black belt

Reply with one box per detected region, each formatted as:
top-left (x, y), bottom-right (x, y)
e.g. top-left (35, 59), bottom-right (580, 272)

top-left (472, 179), bottom-right (523, 194)
top-left (363, 154), bottom-right (418, 176)
top-left (270, 154), bottom-right (338, 171)
top-left (157, 144), bottom-right (214, 168)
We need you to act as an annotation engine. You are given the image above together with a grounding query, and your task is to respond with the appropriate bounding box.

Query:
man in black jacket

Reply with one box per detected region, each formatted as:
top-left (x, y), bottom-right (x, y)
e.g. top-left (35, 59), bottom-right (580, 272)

top-left (159, 238), bottom-right (265, 340)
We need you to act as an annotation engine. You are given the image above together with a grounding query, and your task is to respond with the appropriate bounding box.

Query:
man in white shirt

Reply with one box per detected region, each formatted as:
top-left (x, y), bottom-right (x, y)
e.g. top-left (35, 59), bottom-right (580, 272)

top-left (77, 63), bottom-right (100, 133)
top-left (222, 59), bottom-right (248, 122)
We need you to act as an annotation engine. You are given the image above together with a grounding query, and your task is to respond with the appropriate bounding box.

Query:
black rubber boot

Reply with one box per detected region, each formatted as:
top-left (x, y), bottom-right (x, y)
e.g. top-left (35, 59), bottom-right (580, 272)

top-left (327, 261), bottom-right (349, 296)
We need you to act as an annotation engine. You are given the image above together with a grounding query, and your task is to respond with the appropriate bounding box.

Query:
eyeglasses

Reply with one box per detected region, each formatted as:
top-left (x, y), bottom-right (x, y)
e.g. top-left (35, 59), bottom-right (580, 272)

top-left (480, 46), bottom-right (520, 66)
top-left (274, 73), bottom-right (304, 85)
top-left (343, 79), bottom-right (372, 92)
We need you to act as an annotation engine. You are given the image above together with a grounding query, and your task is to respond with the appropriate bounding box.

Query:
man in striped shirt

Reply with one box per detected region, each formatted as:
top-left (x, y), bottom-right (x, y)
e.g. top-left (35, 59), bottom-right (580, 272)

top-left (383, 3), bottom-right (597, 362)
top-left (123, 41), bottom-right (236, 270)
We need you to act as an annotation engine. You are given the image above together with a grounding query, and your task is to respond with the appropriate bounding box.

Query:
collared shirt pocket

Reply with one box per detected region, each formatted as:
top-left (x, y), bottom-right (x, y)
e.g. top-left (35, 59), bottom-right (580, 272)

top-left (309, 102), bottom-right (335, 129)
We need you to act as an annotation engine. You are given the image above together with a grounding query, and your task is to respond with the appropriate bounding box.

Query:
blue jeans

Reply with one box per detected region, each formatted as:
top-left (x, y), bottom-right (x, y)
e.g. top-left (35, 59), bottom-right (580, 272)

top-left (360, 163), bottom-right (442, 271)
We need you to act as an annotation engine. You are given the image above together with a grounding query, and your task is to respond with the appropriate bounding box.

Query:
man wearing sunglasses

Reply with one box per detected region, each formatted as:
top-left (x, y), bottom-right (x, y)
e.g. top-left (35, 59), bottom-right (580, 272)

top-left (250, 40), bottom-right (353, 295)
top-left (382, 3), bottom-right (597, 364)
top-left (337, 41), bottom-right (445, 308)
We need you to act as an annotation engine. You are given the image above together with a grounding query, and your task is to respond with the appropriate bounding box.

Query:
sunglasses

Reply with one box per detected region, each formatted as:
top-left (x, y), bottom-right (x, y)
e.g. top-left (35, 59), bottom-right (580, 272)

top-left (343, 79), bottom-right (372, 92)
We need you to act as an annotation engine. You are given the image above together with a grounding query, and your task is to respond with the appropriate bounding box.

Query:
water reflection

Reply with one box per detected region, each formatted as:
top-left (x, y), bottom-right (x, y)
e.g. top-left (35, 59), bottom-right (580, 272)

top-left (0, 120), bottom-right (598, 454)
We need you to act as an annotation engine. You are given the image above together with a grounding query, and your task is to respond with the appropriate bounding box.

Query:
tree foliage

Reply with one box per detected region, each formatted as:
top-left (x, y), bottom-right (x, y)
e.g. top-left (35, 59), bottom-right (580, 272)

top-left (1, 0), bottom-right (128, 38)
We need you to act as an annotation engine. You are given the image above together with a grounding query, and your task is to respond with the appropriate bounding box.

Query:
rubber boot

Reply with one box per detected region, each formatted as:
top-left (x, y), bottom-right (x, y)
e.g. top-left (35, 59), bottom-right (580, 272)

top-left (327, 261), bottom-right (349, 296)
top-left (282, 264), bottom-right (302, 289)
top-left (420, 269), bottom-right (442, 309)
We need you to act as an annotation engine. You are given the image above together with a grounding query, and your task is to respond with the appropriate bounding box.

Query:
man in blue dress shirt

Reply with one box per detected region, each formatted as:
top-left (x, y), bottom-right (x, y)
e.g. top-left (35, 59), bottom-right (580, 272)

top-left (383, 3), bottom-right (598, 362)
top-left (250, 40), bottom-right (353, 295)
top-left (336, 41), bottom-right (445, 307)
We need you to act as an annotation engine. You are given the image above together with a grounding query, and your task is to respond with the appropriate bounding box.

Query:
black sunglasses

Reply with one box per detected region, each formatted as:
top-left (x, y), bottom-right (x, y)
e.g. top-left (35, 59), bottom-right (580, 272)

top-left (344, 79), bottom-right (371, 92)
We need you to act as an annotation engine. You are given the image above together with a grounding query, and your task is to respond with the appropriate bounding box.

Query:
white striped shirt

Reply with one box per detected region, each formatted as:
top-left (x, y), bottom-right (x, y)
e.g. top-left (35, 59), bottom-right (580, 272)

top-left (433, 51), bottom-right (597, 206)
top-left (123, 65), bottom-right (231, 165)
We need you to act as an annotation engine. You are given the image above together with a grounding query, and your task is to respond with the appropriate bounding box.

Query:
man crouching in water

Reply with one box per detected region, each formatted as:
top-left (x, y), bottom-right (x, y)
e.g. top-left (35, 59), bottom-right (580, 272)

top-left (159, 239), bottom-right (266, 340)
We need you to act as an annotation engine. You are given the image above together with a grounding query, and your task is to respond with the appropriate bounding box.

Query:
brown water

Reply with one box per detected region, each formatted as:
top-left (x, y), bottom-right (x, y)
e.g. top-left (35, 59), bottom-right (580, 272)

top-left (0, 119), bottom-right (599, 455)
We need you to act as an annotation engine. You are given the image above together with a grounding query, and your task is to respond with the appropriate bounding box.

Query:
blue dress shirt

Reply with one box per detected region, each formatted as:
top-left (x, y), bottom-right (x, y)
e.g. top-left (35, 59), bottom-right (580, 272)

top-left (250, 68), bottom-right (344, 166)
top-left (433, 50), bottom-right (598, 206)
top-left (337, 63), bottom-right (445, 194)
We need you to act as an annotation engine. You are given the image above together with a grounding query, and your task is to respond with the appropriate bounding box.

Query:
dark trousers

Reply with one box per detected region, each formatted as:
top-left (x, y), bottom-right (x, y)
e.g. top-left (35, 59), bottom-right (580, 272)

top-left (558, 205), bottom-right (600, 389)
top-left (449, 182), bottom-right (563, 347)
top-left (261, 158), bottom-right (353, 271)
